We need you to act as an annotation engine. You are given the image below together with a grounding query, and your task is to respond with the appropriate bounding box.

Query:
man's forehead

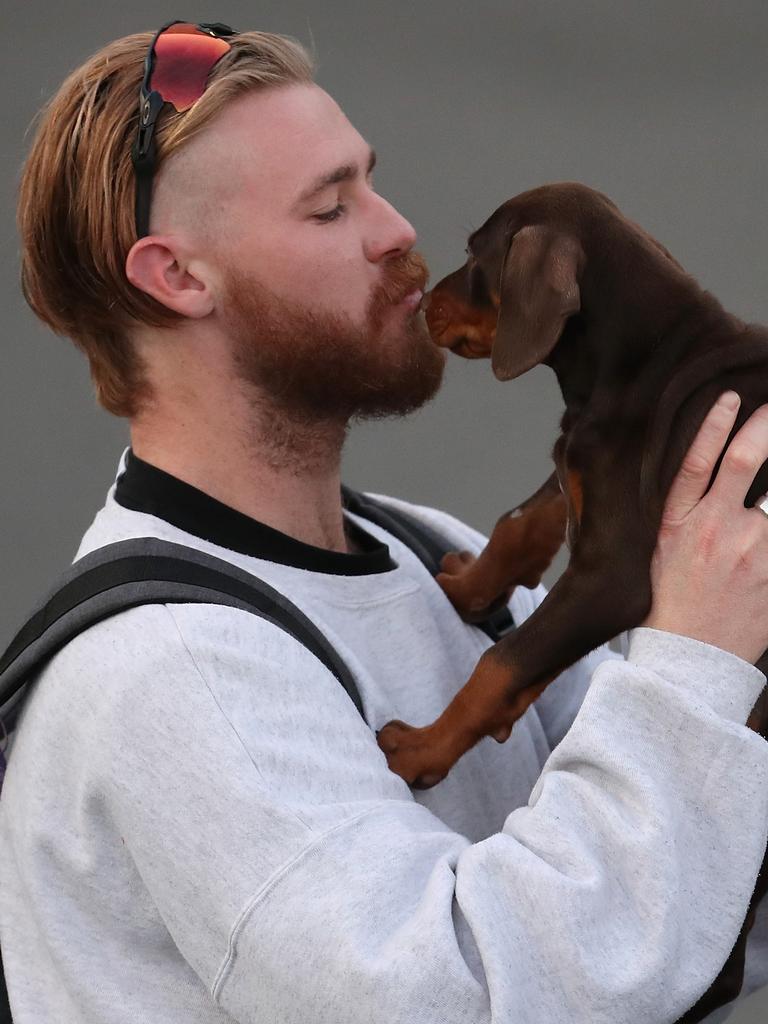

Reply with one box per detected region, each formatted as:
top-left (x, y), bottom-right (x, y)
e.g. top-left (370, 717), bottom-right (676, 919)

top-left (206, 84), bottom-right (368, 189)
top-left (155, 84), bottom-right (370, 232)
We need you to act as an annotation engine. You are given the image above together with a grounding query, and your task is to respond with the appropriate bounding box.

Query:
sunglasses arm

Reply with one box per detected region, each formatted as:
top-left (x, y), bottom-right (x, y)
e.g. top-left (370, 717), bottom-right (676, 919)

top-left (131, 90), bottom-right (165, 239)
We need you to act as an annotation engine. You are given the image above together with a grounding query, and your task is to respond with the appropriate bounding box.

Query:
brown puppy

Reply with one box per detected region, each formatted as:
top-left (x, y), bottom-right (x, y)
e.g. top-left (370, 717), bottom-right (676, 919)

top-left (377, 181), bottom-right (768, 786)
top-left (375, 182), bottom-right (768, 1021)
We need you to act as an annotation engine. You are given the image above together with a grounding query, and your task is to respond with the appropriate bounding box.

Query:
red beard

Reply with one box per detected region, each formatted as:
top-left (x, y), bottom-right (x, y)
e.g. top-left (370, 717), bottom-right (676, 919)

top-left (221, 250), bottom-right (446, 426)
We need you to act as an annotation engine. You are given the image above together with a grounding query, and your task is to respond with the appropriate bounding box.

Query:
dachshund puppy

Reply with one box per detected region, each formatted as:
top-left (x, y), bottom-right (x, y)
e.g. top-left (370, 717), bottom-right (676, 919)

top-left (377, 181), bottom-right (768, 786)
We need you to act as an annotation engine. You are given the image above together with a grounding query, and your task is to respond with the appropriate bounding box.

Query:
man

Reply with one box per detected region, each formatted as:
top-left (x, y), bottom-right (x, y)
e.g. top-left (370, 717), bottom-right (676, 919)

top-left (2, 24), bottom-right (768, 1024)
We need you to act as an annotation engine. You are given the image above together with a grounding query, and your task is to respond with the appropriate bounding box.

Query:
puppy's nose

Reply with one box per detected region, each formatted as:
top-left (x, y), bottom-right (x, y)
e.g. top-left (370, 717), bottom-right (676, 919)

top-left (420, 288), bottom-right (434, 313)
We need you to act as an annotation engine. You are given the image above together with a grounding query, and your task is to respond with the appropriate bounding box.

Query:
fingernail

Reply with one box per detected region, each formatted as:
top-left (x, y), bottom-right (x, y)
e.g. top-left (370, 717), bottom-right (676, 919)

top-left (718, 391), bottom-right (740, 411)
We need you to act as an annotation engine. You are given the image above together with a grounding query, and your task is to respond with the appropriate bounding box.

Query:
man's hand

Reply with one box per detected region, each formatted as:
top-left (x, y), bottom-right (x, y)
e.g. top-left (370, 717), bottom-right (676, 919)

top-left (643, 390), bottom-right (768, 664)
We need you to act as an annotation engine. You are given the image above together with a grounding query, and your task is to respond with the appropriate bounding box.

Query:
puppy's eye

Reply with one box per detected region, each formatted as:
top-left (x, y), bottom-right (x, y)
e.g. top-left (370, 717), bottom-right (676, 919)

top-left (469, 264), bottom-right (489, 304)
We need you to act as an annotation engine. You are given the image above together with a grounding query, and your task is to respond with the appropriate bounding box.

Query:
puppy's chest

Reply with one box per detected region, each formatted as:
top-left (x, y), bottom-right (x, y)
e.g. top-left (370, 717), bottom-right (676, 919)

top-left (552, 413), bottom-right (641, 543)
top-left (552, 419), bottom-right (599, 495)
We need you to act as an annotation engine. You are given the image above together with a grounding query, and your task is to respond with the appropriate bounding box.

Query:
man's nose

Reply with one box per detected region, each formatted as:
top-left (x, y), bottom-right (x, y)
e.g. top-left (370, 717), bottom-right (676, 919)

top-left (364, 193), bottom-right (417, 262)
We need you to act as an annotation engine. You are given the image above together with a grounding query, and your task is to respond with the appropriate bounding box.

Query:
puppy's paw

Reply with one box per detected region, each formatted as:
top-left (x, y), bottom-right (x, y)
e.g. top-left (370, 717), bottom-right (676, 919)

top-left (376, 719), bottom-right (450, 790)
top-left (437, 550), bottom-right (513, 623)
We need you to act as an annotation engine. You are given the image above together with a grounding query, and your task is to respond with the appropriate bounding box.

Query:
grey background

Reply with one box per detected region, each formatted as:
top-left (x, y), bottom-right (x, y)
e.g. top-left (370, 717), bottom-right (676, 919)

top-left (2, 2), bottom-right (767, 1018)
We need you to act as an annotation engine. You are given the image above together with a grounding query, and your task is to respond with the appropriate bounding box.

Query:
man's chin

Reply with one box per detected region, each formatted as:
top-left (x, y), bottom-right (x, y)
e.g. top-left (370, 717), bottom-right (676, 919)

top-left (347, 339), bottom-right (447, 422)
top-left (224, 269), bottom-right (446, 425)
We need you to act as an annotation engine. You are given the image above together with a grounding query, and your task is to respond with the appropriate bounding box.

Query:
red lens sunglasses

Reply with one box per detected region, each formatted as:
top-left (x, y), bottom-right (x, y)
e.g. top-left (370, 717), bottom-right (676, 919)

top-left (131, 19), bottom-right (237, 239)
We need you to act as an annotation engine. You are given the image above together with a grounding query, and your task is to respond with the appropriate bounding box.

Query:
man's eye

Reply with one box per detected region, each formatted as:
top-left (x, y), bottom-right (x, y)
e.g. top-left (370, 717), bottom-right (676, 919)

top-left (314, 203), bottom-right (346, 223)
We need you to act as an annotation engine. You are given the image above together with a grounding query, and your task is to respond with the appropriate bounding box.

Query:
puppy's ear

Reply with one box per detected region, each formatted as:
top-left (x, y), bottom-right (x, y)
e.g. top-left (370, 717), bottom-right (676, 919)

top-left (491, 225), bottom-right (583, 381)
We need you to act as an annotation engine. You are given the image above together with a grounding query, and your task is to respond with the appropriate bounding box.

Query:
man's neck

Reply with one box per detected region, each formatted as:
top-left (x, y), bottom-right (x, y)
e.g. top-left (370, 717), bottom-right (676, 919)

top-left (129, 405), bottom-right (359, 554)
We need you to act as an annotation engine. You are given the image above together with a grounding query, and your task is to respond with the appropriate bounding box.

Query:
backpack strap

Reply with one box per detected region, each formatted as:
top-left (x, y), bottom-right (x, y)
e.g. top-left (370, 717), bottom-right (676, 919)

top-left (341, 485), bottom-right (516, 643)
top-left (1, 490), bottom-right (516, 788)
top-left (0, 538), bottom-right (364, 793)
top-left (0, 948), bottom-right (8, 1024)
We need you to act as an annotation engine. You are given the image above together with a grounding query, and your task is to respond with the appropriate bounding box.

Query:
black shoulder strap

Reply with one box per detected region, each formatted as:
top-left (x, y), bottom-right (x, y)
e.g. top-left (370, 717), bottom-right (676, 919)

top-left (0, 537), bottom-right (370, 1024)
top-left (0, 538), bottom-right (364, 745)
top-left (341, 485), bottom-right (516, 643)
top-left (0, 488), bottom-right (515, 775)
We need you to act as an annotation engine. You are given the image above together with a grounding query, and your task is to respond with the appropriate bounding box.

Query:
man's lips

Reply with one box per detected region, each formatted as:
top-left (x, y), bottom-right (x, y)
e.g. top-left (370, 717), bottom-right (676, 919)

top-left (398, 288), bottom-right (424, 309)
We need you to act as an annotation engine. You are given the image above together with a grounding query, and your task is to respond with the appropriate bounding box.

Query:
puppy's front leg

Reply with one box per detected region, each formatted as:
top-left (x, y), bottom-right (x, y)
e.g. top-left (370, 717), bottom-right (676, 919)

top-left (437, 471), bottom-right (567, 622)
top-left (378, 474), bottom-right (655, 788)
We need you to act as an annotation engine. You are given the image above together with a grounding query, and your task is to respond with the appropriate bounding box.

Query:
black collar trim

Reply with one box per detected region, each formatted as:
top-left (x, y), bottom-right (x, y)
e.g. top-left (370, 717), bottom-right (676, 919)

top-left (114, 449), bottom-right (395, 576)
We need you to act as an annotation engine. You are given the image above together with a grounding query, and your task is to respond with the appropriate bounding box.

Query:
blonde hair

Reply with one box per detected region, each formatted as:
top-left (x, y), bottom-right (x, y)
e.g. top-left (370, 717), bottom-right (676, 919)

top-left (17, 29), bottom-right (315, 417)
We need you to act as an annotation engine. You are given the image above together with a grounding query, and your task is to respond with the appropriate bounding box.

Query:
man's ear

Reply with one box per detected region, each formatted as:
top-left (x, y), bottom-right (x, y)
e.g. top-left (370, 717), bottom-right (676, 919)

top-left (491, 225), bottom-right (583, 381)
top-left (125, 237), bottom-right (215, 318)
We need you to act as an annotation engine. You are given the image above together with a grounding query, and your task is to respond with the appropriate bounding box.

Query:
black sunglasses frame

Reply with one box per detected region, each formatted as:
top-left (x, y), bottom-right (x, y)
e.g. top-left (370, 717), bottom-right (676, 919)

top-left (130, 19), bottom-right (237, 239)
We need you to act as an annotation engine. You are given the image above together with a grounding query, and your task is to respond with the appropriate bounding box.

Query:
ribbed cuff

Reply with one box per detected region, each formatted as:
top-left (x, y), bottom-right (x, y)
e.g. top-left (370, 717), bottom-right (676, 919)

top-left (627, 626), bottom-right (767, 725)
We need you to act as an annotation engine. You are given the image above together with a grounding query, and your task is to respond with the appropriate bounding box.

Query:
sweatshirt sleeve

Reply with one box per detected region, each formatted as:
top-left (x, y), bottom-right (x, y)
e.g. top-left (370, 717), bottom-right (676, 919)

top-left (78, 602), bottom-right (768, 1024)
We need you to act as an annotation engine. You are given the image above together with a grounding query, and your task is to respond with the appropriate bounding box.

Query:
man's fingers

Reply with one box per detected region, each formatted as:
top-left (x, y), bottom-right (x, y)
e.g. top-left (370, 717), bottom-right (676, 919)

top-left (662, 391), bottom-right (741, 524)
top-left (708, 401), bottom-right (768, 508)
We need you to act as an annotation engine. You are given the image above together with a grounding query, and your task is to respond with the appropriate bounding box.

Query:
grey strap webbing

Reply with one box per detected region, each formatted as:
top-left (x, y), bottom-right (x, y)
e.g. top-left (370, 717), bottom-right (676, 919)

top-left (0, 488), bottom-right (516, 782)
top-left (0, 537), bottom-right (363, 744)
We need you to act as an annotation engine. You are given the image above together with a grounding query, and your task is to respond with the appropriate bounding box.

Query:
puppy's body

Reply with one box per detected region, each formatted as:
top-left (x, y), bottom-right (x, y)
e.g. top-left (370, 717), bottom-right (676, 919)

top-left (378, 183), bottom-right (768, 786)
top-left (375, 183), bottom-right (768, 1020)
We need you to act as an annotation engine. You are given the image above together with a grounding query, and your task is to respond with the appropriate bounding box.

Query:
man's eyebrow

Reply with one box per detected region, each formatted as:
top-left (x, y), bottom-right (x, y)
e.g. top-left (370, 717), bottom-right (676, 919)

top-left (293, 148), bottom-right (377, 209)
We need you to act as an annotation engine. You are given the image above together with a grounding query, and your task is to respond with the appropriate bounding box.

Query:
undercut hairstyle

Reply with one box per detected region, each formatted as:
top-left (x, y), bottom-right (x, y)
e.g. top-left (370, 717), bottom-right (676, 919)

top-left (17, 29), bottom-right (315, 417)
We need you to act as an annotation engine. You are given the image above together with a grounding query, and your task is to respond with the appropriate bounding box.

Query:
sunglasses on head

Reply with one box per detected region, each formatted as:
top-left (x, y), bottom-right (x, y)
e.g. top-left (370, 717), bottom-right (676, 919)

top-left (131, 19), bottom-right (237, 239)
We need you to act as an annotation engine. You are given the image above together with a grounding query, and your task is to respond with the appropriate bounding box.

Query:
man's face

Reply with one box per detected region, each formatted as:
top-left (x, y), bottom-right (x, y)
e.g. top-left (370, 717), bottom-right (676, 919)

top-left (160, 83), bottom-right (446, 424)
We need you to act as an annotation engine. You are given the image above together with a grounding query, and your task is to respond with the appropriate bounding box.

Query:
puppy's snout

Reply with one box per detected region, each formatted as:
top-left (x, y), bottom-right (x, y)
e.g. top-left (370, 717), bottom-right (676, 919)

top-left (424, 293), bottom-right (452, 343)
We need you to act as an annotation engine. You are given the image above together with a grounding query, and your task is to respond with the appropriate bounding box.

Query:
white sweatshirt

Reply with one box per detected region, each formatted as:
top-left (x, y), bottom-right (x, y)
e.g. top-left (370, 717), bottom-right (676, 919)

top-left (1, 447), bottom-right (767, 1024)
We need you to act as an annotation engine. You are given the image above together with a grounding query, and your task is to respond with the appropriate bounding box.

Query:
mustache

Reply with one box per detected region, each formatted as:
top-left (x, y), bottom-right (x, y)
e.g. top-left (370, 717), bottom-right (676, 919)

top-left (375, 251), bottom-right (430, 305)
